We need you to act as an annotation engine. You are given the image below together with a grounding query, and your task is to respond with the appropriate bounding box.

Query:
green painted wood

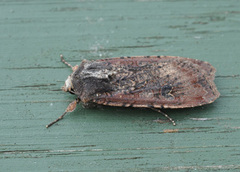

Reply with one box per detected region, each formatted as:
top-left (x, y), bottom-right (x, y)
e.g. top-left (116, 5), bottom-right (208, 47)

top-left (1, 0), bottom-right (240, 171)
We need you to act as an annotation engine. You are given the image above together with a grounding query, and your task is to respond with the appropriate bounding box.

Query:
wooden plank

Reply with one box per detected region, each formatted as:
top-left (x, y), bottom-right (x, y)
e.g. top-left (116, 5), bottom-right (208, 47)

top-left (1, 0), bottom-right (240, 171)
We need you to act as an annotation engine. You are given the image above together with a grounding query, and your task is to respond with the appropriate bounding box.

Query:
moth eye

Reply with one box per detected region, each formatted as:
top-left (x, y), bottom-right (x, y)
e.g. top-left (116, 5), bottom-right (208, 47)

top-left (69, 88), bottom-right (75, 95)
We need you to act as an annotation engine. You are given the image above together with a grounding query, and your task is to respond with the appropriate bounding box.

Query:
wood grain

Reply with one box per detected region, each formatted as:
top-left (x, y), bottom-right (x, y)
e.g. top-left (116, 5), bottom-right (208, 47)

top-left (1, 0), bottom-right (240, 171)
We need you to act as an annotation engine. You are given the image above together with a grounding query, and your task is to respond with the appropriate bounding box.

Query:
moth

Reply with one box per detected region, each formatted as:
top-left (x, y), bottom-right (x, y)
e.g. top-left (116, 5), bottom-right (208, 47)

top-left (46, 55), bottom-right (220, 128)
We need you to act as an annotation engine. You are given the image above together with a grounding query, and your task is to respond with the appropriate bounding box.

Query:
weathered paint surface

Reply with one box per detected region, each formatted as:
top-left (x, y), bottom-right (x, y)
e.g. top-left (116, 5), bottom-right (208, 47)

top-left (1, 0), bottom-right (240, 171)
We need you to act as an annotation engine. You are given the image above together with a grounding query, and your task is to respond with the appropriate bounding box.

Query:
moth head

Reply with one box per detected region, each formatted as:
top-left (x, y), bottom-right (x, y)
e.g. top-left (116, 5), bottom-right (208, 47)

top-left (62, 75), bottom-right (73, 92)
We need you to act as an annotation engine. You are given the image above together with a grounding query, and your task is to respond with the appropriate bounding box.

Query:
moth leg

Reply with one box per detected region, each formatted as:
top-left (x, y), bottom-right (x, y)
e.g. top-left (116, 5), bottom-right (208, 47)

top-left (60, 54), bottom-right (78, 72)
top-left (46, 99), bottom-right (79, 128)
top-left (151, 108), bottom-right (176, 126)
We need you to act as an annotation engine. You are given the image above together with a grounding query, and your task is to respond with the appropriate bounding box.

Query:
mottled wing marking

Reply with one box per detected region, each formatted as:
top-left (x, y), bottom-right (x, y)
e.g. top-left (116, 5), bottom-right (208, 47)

top-left (93, 56), bottom-right (220, 108)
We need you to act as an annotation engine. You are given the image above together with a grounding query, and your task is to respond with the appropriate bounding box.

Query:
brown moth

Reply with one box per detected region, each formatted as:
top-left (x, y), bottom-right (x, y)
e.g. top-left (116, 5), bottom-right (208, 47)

top-left (46, 55), bottom-right (220, 128)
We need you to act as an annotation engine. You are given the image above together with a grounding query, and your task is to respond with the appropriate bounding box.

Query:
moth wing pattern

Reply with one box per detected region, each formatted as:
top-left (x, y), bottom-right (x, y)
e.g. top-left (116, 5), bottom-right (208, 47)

top-left (92, 56), bottom-right (220, 108)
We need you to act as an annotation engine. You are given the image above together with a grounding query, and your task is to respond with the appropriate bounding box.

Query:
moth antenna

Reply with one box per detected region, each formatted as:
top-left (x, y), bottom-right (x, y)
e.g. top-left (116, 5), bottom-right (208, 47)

top-left (60, 54), bottom-right (74, 69)
top-left (46, 99), bottom-right (79, 128)
top-left (151, 108), bottom-right (176, 126)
